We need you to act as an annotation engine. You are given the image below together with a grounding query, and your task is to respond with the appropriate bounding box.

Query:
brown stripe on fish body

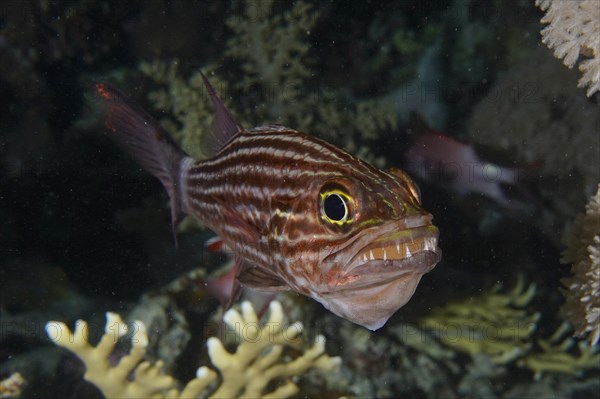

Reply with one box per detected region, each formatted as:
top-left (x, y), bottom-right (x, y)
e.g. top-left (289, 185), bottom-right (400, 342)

top-left (195, 130), bottom-right (366, 220)
top-left (192, 129), bottom-right (370, 179)
top-left (186, 134), bottom-right (317, 262)
top-left (193, 150), bottom-right (378, 209)
top-left (181, 131), bottom-right (329, 249)
top-left (186, 130), bottom-right (352, 209)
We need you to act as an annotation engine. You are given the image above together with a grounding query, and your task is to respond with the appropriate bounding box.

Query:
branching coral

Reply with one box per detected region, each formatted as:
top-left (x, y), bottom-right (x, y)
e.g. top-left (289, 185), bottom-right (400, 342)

top-left (0, 372), bottom-right (25, 399)
top-left (536, 0), bottom-right (600, 96)
top-left (139, 61), bottom-right (235, 160)
top-left (225, 0), bottom-right (316, 120)
top-left (140, 0), bottom-right (397, 168)
top-left (561, 184), bottom-right (600, 345)
top-left (45, 301), bottom-right (340, 399)
top-left (517, 322), bottom-right (600, 379)
top-left (420, 276), bottom-right (600, 379)
top-left (45, 312), bottom-right (186, 398)
top-left (224, 0), bottom-right (396, 165)
top-left (419, 276), bottom-right (540, 364)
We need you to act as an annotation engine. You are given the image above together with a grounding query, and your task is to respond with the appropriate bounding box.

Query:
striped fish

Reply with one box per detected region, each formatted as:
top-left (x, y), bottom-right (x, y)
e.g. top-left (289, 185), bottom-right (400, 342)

top-left (95, 75), bottom-right (441, 330)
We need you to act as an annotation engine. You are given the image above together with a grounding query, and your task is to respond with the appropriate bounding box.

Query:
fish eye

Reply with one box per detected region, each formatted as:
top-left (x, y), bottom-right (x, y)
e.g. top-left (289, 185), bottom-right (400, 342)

top-left (324, 194), bottom-right (347, 221)
top-left (320, 189), bottom-right (353, 225)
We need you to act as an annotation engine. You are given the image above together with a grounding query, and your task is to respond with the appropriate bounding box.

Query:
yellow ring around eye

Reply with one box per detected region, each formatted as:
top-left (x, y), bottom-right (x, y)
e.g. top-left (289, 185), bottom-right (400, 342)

top-left (320, 189), bottom-right (353, 226)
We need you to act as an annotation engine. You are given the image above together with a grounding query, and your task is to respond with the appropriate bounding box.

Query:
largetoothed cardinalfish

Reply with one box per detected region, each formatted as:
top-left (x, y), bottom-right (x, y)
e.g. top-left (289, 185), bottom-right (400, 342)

top-left (95, 74), bottom-right (441, 330)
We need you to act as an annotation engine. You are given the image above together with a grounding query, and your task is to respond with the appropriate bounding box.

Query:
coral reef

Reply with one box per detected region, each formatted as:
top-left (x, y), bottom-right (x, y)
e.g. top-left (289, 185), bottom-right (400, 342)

top-left (124, 293), bottom-right (191, 375)
top-left (467, 50), bottom-right (600, 196)
top-left (466, 49), bottom-right (600, 249)
top-left (419, 276), bottom-right (600, 379)
top-left (2, 1), bottom-right (599, 397)
top-left (45, 301), bottom-right (340, 399)
top-left (309, 303), bottom-right (599, 399)
top-left (419, 276), bottom-right (540, 364)
top-left (225, 0), bottom-right (317, 121)
top-left (139, 61), bottom-right (234, 160)
top-left (561, 184), bottom-right (600, 345)
top-left (536, 0), bottom-right (600, 97)
top-left (140, 0), bottom-right (396, 168)
top-left (0, 372), bottom-right (24, 398)
top-left (327, 321), bottom-right (459, 398)
top-left (517, 322), bottom-right (600, 379)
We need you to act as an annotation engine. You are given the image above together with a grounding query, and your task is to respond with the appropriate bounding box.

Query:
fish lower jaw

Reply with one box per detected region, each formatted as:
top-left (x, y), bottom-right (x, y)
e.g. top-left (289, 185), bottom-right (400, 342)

top-left (329, 249), bottom-right (441, 292)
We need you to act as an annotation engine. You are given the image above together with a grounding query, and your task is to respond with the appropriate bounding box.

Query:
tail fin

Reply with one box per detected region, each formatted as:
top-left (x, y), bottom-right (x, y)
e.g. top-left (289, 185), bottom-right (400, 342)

top-left (95, 83), bottom-right (189, 243)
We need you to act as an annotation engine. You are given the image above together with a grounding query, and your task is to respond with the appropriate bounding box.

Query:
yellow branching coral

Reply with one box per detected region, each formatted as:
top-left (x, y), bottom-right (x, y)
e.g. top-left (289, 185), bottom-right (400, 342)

top-left (0, 372), bottom-right (25, 399)
top-left (536, 0), bottom-right (600, 96)
top-left (517, 322), bottom-right (600, 380)
top-left (45, 312), bottom-right (198, 398)
top-left (419, 277), bottom-right (540, 364)
top-left (45, 301), bottom-right (340, 399)
top-left (420, 276), bottom-right (600, 378)
top-left (561, 183), bottom-right (600, 345)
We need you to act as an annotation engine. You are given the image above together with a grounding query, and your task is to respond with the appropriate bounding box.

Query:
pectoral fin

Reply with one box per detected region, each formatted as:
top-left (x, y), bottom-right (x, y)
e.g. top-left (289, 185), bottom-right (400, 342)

top-left (236, 261), bottom-right (290, 292)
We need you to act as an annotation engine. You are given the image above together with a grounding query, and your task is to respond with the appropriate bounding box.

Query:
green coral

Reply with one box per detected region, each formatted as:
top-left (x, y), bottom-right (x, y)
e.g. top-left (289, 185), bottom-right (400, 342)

top-left (420, 276), bottom-right (539, 365)
top-left (420, 276), bottom-right (600, 378)
top-left (517, 322), bottom-right (600, 380)
top-left (225, 0), bottom-right (316, 122)
top-left (140, 0), bottom-right (397, 168)
top-left (139, 61), bottom-right (235, 160)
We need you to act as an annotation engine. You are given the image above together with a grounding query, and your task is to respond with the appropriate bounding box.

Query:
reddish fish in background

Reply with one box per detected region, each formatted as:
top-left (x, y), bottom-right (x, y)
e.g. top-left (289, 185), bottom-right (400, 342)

top-left (404, 131), bottom-right (534, 208)
top-left (95, 76), bottom-right (441, 330)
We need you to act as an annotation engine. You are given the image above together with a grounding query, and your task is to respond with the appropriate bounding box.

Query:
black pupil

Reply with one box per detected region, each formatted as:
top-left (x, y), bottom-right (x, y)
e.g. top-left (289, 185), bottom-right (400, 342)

top-left (324, 194), bottom-right (346, 221)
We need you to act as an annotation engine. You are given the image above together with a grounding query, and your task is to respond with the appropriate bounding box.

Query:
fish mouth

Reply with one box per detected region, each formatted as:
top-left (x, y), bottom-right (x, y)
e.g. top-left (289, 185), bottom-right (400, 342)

top-left (350, 225), bottom-right (439, 269)
top-left (321, 214), bottom-right (441, 293)
top-left (313, 213), bottom-right (441, 330)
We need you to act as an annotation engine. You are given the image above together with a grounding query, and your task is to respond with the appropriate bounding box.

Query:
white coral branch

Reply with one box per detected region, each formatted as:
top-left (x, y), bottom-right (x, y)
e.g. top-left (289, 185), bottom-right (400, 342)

top-left (561, 184), bottom-right (600, 345)
top-left (536, 0), bottom-right (600, 96)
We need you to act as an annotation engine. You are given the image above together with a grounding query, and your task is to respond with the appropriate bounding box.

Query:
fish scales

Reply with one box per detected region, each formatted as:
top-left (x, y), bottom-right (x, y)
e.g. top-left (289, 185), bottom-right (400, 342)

top-left (186, 129), bottom-right (394, 272)
top-left (95, 76), bottom-right (441, 330)
top-left (186, 130), bottom-right (361, 282)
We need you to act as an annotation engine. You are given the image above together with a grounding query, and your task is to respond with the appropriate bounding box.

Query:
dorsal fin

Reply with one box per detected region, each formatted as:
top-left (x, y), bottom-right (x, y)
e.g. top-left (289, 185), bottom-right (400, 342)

top-left (200, 72), bottom-right (244, 151)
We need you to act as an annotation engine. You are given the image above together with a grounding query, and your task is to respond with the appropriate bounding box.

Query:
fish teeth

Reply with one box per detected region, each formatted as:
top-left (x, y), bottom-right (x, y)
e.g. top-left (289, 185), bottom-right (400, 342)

top-left (369, 250), bottom-right (375, 261)
top-left (383, 248), bottom-right (387, 261)
top-left (424, 237), bottom-right (436, 251)
top-left (405, 246), bottom-right (411, 257)
top-left (396, 242), bottom-right (401, 254)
